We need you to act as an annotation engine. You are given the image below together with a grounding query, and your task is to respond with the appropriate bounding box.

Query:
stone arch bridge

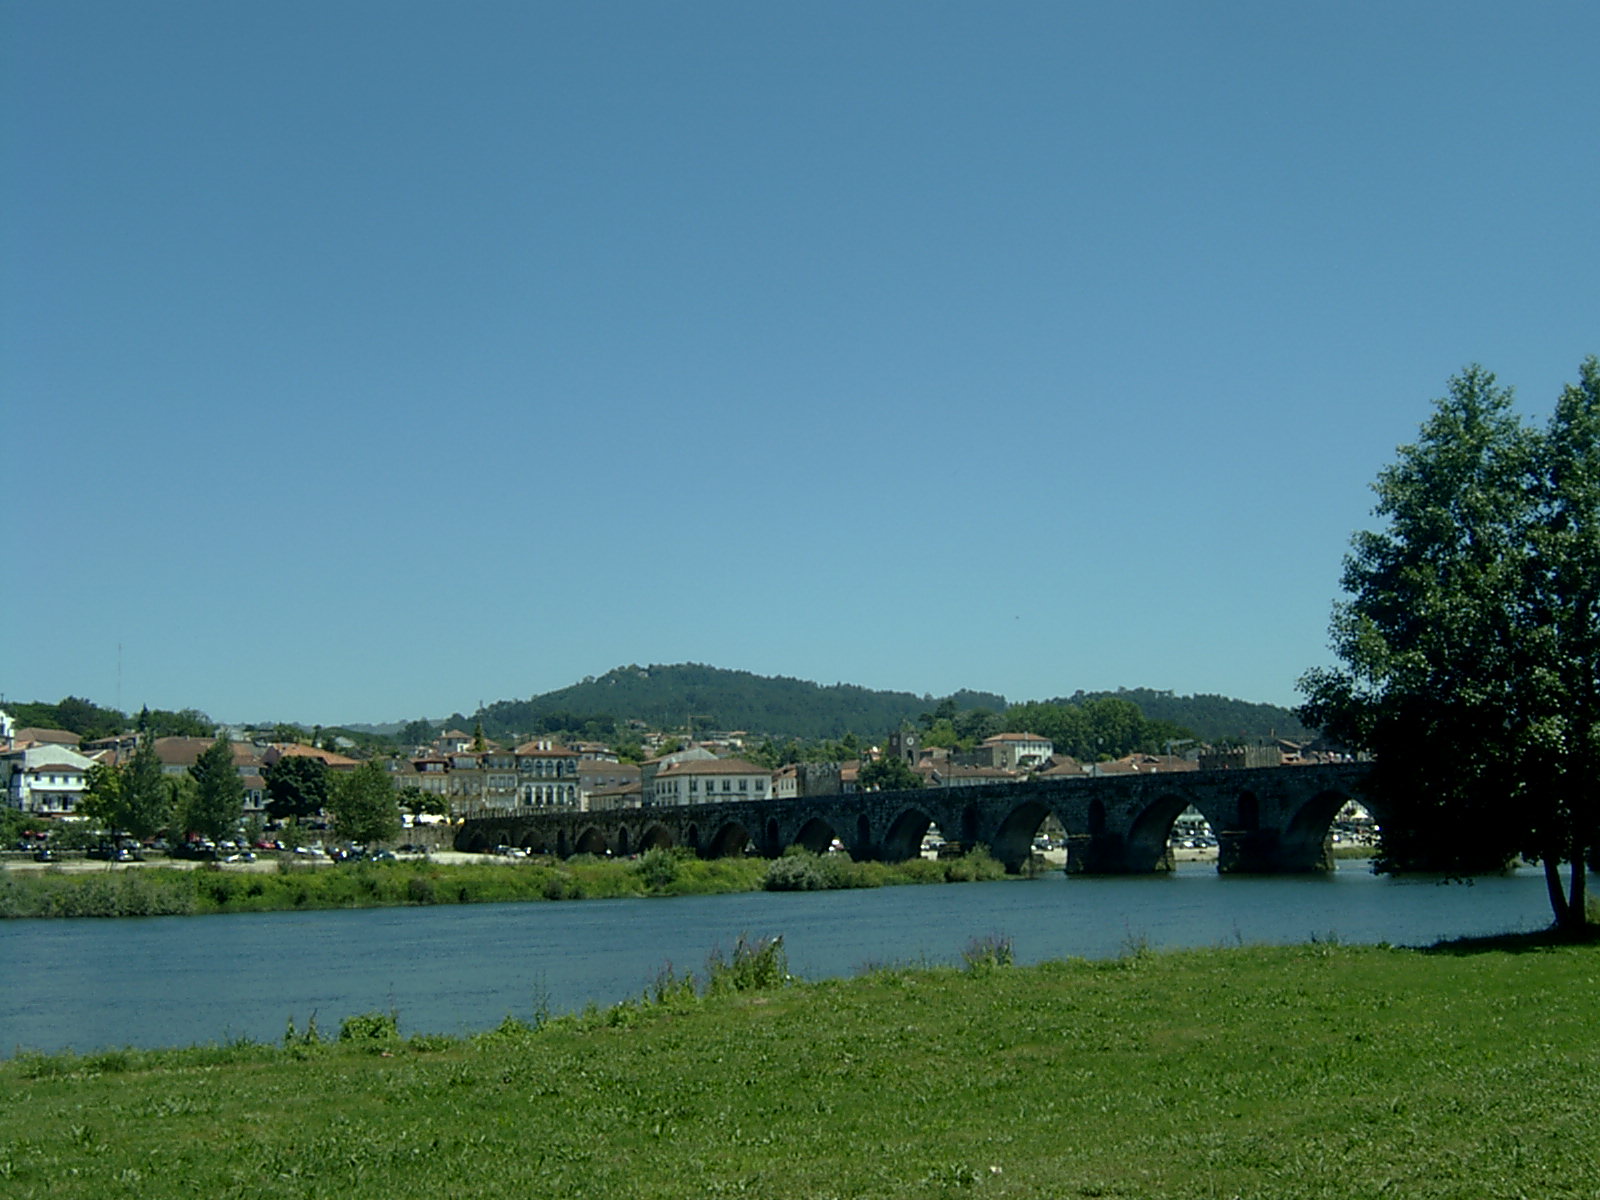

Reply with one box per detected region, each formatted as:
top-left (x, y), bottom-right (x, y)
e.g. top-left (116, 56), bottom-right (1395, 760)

top-left (456, 762), bottom-right (1373, 874)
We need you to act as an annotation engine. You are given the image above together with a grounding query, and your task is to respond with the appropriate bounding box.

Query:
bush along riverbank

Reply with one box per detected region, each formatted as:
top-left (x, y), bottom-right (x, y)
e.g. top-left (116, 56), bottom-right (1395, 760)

top-left (5, 933), bottom-right (1600, 1199)
top-left (0, 845), bottom-right (1012, 918)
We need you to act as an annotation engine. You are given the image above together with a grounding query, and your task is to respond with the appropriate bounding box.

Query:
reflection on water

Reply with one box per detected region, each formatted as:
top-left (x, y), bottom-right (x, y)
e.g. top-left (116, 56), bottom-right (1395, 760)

top-left (0, 862), bottom-right (1557, 1057)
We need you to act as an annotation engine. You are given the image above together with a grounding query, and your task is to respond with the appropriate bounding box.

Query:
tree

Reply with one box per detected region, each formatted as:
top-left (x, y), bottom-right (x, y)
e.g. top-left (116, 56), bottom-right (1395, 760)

top-left (397, 785), bottom-right (446, 819)
top-left (144, 708), bottom-right (216, 738)
top-left (399, 719), bottom-right (436, 748)
top-left (81, 730), bottom-right (172, 843)
top-left (1298, 360), bottom-right (1600, 931)
top-left (858, 755), bottom-right (922, 791)
top-left (327, 760), bottom-right (401, 847)
top-left (187, 735), bottom-right (244, 845)
top-left (1518, 357), bottom-right (1600, 927)
top-left (264, 754), bottom-right (331, 824)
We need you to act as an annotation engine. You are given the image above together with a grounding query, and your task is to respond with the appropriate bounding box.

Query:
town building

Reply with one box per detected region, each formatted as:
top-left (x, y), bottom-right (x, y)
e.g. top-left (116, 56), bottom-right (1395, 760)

top-left (1, 744), bottom-right (97, 815)
top-left (513, 740), bottom-right (581, 808)
top-left (149, 737), bottom-right (268, 814)
top-left (649, 756), bottom-right (771, 806)
top-left (579, 760), bottom-right (641, 809)
top-left (980, 732), bottom-right (1055, 771)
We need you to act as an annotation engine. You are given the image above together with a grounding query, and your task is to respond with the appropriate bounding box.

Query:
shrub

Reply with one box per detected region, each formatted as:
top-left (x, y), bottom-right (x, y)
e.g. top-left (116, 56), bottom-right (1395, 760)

top-left (707, 933), bottom-right (789, 995)
top-left (648, 961), bottom-right (699, 1009)
top-left (961, 932), bottom-right (1014, 973)
top-left (764, 854), bottom-right (826, 891)
top-left (338, 1010), bottom-right (399, 1043)
top-left (634, 847), bottom-right (683, 891)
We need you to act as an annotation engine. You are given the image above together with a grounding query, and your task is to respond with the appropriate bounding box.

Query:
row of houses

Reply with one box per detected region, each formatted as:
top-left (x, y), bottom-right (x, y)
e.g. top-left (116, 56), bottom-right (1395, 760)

top-left (5, 708), bottom-right (1318, 822)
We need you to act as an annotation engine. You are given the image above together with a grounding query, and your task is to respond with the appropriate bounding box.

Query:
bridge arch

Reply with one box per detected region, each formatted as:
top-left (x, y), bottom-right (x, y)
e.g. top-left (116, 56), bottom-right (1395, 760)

top-left (883, 806), bottom-right (935, 862)
top-left (990, 798), bottom-right (1055, 872)
top-left (1125, 791), bottom-right (1192, 872)
top-left (1280, 787), bottom-right (1356, 872)
top-left (617, 827), bottom-right (631, 858)
top-left (639, 823), bottom-right (675, 853)
top-left (574, 826), bottom-right (608, 857)
top-left (792, 816), bottom-right (838, 855)
top-left (708, 821), bottom-right (753, 858)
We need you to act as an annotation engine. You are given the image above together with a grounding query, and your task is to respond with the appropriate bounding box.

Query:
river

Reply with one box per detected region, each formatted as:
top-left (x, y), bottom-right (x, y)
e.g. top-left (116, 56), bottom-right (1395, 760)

top-left (0, 862), bottom-right (1560, 1058)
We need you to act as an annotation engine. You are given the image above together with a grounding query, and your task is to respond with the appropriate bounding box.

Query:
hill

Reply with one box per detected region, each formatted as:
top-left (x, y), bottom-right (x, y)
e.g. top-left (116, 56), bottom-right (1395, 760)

top-left (1058, 688), bottom-right (1313, 744)
top-left (467, 664), bottom-right (1307, 745)
top-left (475, 663), bottom-right (1004, 743)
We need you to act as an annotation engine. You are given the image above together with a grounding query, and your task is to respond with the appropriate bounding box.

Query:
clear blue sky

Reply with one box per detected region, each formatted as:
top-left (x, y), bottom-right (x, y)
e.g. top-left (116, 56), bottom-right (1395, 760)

top-left (5, 1), bottom-right (1597, 727)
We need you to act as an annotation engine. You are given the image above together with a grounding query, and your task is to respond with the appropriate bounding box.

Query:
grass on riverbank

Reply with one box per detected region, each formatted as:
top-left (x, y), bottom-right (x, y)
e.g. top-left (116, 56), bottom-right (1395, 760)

top-left (4, 932), bottom-right (1598, 1199)
top-left (0, 847), bottom-right (1011, 918)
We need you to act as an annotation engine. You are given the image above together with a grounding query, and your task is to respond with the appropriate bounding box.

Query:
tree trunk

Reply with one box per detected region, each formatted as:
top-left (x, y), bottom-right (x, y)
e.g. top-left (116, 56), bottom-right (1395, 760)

top-left (1566, 851), bottom-right (1588, 931)
top-left (1543, 852), bottom-right (1574, 930)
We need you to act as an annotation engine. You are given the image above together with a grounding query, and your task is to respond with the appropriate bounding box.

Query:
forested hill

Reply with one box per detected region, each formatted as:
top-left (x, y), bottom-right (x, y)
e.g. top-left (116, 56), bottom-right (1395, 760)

top-left (477, 664), bottom-right (1006, 743)
top-left (1055, 688), bottom-right (1312, 743)
top-left (471, 664), bottom-right (1306, 744)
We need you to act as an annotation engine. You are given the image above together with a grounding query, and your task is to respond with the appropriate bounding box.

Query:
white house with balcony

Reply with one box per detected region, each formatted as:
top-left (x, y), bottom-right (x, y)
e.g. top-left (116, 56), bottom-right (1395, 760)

top-left (2, 744), bottom-right (97, 816)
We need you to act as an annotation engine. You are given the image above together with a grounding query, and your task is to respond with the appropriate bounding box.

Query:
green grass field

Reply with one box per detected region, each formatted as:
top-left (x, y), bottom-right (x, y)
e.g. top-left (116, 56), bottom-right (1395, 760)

top-left (4, 932), bottom-right (1597, 1199)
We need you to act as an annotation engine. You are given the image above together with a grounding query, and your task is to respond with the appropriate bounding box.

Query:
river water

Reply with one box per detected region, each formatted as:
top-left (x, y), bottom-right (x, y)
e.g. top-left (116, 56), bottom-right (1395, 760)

top-left (0, 862), bottom-right (1560, 1057)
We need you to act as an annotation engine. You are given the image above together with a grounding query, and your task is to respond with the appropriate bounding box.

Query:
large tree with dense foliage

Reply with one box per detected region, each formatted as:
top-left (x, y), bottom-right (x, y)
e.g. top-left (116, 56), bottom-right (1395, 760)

top-left (81, 731), bottom-right (171, 842)
top-left (327, 759), bottom-right (401, 847)
top-left (185, 735), bottom-right (244, 845)
top-left (264, 754), bottom-right (330, 824)
top-left (1299, 359), bottom-right (1600, 931)
top-left (858, 755), bottom-right (922, 792)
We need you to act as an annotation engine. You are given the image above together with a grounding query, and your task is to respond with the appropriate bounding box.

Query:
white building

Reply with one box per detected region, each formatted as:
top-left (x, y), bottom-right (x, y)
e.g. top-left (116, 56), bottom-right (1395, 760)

top-left (981, 732), bottom-right (1055, 771)
top-left (1, 744), bottom-right (97, 816)
top-left (513, 740), bottom-right (582, 808)
top-left (650, 757), bottom-right (771, 806)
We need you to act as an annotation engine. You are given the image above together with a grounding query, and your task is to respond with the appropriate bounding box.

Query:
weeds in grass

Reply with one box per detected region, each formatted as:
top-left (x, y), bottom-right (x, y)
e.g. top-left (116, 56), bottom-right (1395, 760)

top-left (649, 961), bottom-right (699, 1009)
top-left (338, 1011), bottom-right (399, 1043)
top-left (1118, 926), bottom-right (1154, 965)
top-left (283, 1012), bottom-right (323, 1048)
top-left (960, 932), bottom-right (1014, 973)
top-left (707, 933), bottom-right (789, 995)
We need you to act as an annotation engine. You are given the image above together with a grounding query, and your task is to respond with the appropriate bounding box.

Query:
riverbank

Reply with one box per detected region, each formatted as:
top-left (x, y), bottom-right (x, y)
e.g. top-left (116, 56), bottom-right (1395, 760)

top-left (4, 933), bottom-right (1595, 1199)
top-left (0, 847), bottom-right (1012, 918)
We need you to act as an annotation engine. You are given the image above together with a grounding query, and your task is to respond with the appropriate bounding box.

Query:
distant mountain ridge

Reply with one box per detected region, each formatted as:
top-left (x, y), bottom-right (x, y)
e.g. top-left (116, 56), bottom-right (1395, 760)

top-left (451, 664), bottom-right (1308, 745)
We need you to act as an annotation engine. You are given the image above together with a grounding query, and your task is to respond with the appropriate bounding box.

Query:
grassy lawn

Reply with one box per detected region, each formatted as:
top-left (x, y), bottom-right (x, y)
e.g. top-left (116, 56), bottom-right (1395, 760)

top-left (4, 934), bottom-right (1598, 1199)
